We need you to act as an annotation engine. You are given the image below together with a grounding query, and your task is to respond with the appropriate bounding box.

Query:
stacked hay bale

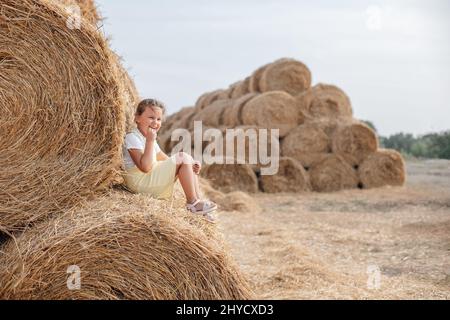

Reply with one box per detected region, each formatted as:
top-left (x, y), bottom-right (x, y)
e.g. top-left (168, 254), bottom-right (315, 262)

top-left (0, 0), bottom-right (127, 232)
top-left (0, 191), bottom-right (253, 300)
top-left (159, 58), bottom-right (406, 193)
top-left (0, 0), bottom-right (252, 299)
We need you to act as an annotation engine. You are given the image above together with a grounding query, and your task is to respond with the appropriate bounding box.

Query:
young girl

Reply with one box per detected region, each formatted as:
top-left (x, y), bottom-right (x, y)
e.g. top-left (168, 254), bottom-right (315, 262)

top-left (122, 99), bottom-right (217, 222)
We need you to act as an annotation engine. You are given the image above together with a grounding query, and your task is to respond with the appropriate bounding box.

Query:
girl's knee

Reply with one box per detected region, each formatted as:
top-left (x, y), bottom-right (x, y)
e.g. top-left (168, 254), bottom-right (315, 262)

top-left (175, 151), bottom-right (193, 165)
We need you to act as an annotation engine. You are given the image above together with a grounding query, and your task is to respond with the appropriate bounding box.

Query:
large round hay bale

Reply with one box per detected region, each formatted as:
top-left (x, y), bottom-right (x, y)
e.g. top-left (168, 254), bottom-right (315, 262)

top-left (194, 89), bottom-right (226, 111)
top-left (241, 91), bottom-right (303, 137)
top-left (0, 0), bottom-right (126, 232)
top-left (297, 83), bottom-right (353, 120)
top-left (259, 58), bottom-right (312, 96)
top-left (222, 93), bottom-right (258, 128)
top-left (249, 63), bottom-right (271, 92)
top-left (309, 155), bottom-right (359, 192)
top-left (171, 106), bottom-right (196, 130)
top-left (195, 92), bottom-right (210, 111)
top-left (0, 191), bottom-right (253, 300)
top-left (228, 81), bottom-right (242, 98)
top-left (281, 123), bottom-right (331, 169)
top-left (201, 162), bottom-right (259, 193)
top-left (331, 120), bottom-right (379, 166)
top-left (49, 0), bottom-right (101, 26)
top-left (114, 55), bottom-right (140, 133)
top-left (359, 149), bottom-right (406, 189)
top-left (221, 191), bottom-right (262, 213)
top-left (199, 180), bottom-right (261, 213)
top-left (190, 99), bottom-right (232, 129)
top-left (306, 118), bottom-right (341, 137)
top-left (218, 126), bottom-right (279, 168)
top-left (260, 157), bottom-right (311, 193)
top-left (158, 107), bottom-right (196, 154)
top-left (198, 89), bottom-right (228, 111)
top-left (230, 77), bottom-right (251, 99)
top-left (159, 106), bottom-right (196, 144)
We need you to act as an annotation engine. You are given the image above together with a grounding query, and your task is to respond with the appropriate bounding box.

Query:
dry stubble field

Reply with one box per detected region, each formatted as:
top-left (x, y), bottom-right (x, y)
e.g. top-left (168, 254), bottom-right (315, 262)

top-left (217, 159), bottom-right (450, 299)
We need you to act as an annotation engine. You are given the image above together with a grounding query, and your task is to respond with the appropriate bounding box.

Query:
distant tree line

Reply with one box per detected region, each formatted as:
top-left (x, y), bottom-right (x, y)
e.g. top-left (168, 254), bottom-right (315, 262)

top-left (361, 120), bottom-right (450, 160)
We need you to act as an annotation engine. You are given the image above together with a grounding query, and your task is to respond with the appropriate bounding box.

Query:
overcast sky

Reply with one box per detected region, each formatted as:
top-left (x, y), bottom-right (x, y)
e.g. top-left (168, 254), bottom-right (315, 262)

top-left (96, 0), bottom-right (449, 136)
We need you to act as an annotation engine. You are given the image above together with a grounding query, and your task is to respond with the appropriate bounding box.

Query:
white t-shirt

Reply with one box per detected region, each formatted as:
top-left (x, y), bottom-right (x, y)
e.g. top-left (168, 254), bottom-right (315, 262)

top-left (122, 128), bottom-right (161, 170)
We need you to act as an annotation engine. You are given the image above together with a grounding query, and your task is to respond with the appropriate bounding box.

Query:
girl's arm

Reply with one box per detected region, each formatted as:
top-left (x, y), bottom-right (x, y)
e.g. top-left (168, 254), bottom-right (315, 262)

top-left (156, 151), bottom-right (169, 161)
top-left (128, 130), bottom-right (157, 173)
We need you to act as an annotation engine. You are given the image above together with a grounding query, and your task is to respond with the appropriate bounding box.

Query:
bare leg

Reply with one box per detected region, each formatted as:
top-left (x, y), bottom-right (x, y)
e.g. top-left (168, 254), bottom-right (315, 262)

top-left (174, 152), bottom-right (199, 204)
top-left (193, 174), bottom-right (201, 199)
top-left (176, 162), bottom-right (197, 204)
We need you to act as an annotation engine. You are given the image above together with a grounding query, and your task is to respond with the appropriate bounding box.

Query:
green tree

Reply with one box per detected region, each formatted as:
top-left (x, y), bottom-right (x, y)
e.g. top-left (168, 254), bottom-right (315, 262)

top-left (361, 120), bottom-right (377, 133)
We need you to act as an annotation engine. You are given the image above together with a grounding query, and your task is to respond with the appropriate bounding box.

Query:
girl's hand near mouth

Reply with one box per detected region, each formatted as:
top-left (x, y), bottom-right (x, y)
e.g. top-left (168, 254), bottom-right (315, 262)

top-left (147, 127), bottom-right (157, 141)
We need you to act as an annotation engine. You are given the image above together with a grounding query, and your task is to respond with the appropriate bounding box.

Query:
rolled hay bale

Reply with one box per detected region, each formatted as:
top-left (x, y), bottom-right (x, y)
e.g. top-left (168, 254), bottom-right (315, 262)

top-left (200, 162), bottom-right (259, 194)
top-left (170, 106), bottom-right (196, 130)
top-left (241, 91), bottom-right (303, 138)
top-left (222, 93), bottom-right (258, 128)
top-left (358, 149), bottom-right (406, 189)
top-left (114, 55), bottom-right (140, 133)
top-left (259, 58), bottom-right (312, 96)
top-left (199, 179), bottom-right (261, 213)
top-left (309, 155), bottom-right (359, 192)
top-left (0, 191), bottom-right (253, 300)
top-left (331, 120), bottom-right (379, 167)
top-left (260, 157), bottom-right (311, 193)
top-left (157, 131), bottom-right (173, 154)
top-left (196, 89), bottom-right (228, 111)
top-left (296, 83), bottom-right (353, 120)
top-left (230, 77), bottom-right (251, 99)
top-left (165, 124), bottom-right (218, 155)
top-left (48, 0), bottom-right (101, 26)
top-left (190, 99), bottom-right (233, 129)
top-left (216, 126), bottom-right (279, 169)
top-left (0, 0), bottom-right (126, 233)
top-left (158, 106), bottom-right (196, 149)
top-left (220, 192), bottom-right (262, 213)
top-left (249, 63), bottom-right (271, 92)
top-left (305, 118), bottom-right (341, 137)
top-left (281, 122), bottom-right (331, 169)
top-left (195, 92), bottom-right (211, 111)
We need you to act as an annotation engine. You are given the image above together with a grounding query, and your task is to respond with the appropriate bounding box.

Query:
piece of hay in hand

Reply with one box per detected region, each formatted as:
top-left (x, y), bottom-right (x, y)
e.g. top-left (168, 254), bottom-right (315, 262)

top-left (201, 162), bottom-right (259, 194)
top-left (358, 149), bottom-right (406, 189)
top-left (259, 58), bottom-right (312, 96)
top-left (309, 155), bottom-right (359, 192)
top-left (0, 0), bottom-right (126, 233)
top-left (297, 83), bottom-right (353, 120)
top-left (281, 122), bottom-right (331, 169)
top-left (331, 120), bottom-right (379, 166)
top-left (260, 157), bottom-right (311, 193)
top-left (241, 91), bottom-right (303, 138)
